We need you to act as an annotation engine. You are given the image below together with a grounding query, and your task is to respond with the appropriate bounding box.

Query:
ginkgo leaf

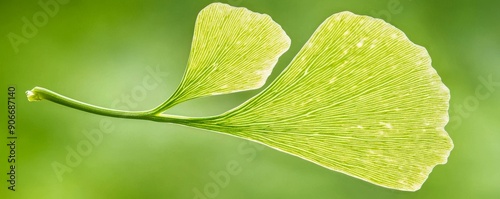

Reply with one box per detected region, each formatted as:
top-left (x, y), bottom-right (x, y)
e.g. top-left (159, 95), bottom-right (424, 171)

top-left (25, 3), bottom-right (453, 192)
top-left (192, 11), bottom-right (453, 191)
top-left (156, 3), bottom-right (291, 111)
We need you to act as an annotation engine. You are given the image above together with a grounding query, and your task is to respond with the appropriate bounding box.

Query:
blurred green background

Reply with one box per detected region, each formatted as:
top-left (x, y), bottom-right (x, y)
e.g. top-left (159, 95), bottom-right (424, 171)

top-left (1, 0), bottom-right (499, 198)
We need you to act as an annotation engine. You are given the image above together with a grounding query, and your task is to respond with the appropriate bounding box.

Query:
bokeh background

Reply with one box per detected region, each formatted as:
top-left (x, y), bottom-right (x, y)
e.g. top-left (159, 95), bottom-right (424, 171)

top-left (1, 0), bottom-right (499, 198)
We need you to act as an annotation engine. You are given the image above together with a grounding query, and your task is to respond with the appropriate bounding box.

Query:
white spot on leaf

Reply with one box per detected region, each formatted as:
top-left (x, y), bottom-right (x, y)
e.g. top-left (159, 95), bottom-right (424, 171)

top-left (379, 122), bottom-right (393, 129)
top-left (356, 40), bottom-right (364, 48)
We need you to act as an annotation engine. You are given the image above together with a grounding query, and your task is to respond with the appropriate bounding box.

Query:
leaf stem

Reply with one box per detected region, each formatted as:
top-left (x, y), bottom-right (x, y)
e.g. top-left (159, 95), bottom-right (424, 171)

top-left (25, 86), bottom-right (193, 124)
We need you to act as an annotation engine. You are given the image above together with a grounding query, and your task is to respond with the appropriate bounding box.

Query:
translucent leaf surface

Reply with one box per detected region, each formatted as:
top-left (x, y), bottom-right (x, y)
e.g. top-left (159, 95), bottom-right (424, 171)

top-left (199, 11), bottom-right (453, 191)
top-left (24, 2), bottom-right (453, 192)
top-left (161, 3), bottom-right (290, 108)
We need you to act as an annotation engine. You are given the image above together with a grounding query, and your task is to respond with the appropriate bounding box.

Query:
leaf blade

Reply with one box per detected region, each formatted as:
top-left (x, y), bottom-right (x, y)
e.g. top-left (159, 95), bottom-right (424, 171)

top-left (162, 3), bottom-right (291, 108)
top-left (206, 11), bottom-right (452, 191)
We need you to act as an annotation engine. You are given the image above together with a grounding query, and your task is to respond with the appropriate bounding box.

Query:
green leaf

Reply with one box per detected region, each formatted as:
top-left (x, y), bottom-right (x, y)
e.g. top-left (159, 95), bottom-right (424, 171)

top-left (157, 3), bottom-right (291, 111)
top-left (195, 11), bottom-right (453, 191)
top-left (26, 3), bottom-right (453, 192)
